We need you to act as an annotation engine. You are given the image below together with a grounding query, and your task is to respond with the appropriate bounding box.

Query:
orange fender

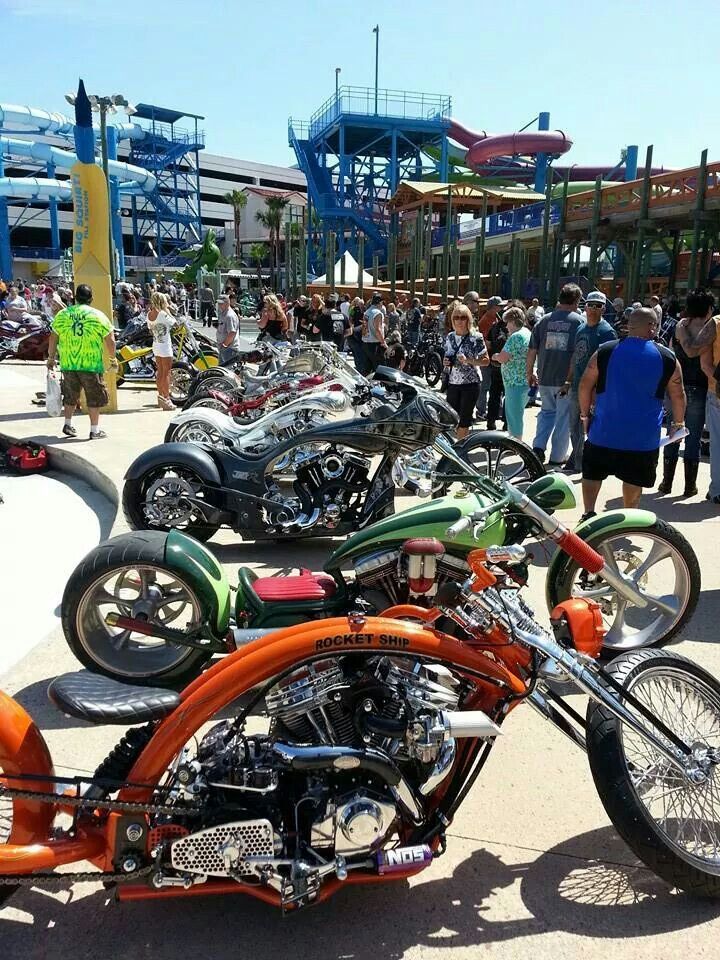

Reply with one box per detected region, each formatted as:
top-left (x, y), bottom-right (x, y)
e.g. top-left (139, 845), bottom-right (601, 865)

top-left (0, 690), bottom-right (55, 846)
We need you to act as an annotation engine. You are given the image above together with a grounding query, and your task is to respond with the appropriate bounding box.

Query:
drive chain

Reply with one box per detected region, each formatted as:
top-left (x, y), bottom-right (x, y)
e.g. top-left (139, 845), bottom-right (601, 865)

top-left (0, 783), bottom-right (200, 890)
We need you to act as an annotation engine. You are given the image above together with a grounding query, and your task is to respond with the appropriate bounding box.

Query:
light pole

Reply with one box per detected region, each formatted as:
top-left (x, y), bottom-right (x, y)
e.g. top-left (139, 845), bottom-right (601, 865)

top-left (372, 25), bottom-right (379, 114)
top-left (65, 91), bottom-right (136, 284)
top-left (335, 67), bottom-right (341, 103)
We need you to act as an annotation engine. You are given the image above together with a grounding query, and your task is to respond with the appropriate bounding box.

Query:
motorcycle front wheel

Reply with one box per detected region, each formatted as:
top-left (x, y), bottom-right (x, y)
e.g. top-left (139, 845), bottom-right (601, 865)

top-left (63, 536), bottom-right (211, 686)
top-left (547, 519), bottom-right (699, 653)
top-left (587, 649), bottom-right (720, 897)
top-left (122, 465), bottom-right (219, 542)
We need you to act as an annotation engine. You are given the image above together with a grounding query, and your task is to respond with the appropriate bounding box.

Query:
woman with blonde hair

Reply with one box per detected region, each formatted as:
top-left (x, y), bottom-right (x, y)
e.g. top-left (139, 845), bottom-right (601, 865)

top-left (443, 302), bottom-right (488, 439)
top-left (147, 291), bottom-right (177, 410)
top-left (257, 293), bottom-right (288, 342)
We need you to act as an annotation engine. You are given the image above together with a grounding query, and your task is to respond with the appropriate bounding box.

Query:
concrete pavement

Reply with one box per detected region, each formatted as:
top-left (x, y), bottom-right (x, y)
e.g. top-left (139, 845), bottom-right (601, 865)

top-left (1, 358), bottom-right (720, 957)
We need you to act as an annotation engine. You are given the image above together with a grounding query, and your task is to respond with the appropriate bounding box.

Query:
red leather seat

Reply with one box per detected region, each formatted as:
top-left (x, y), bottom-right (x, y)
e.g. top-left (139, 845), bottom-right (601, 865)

top-left (252, 569), bottom-right (337, 602)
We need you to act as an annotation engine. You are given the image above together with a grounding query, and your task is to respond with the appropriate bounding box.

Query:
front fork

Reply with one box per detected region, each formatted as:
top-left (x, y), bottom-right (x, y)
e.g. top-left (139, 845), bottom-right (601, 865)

top-left (517, 494), bottom-right (650, 610)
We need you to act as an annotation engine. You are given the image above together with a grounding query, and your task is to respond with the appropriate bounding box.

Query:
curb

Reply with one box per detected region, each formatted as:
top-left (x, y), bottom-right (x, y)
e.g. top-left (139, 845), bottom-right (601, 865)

top-left (0, 431), bottom-right (119, 513)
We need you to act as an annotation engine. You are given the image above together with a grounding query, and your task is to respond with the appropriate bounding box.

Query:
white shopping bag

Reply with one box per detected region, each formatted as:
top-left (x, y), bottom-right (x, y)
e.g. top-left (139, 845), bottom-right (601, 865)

top-left (46, 370), bottom-right (63, 417)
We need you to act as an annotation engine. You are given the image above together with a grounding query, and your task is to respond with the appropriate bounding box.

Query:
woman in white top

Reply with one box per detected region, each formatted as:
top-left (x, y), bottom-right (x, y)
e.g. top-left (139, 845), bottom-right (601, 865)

top-left (147, 291), bottom-right (177, 410)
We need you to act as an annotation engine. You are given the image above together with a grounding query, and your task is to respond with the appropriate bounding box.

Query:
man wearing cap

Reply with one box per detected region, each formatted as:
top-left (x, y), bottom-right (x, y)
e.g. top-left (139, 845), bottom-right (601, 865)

top-left (216, 293), bottom-right (241, 363)
top-left (363, 293), bottom-right (387, 371)
top-left (566, 292), bottom-right (617, 472)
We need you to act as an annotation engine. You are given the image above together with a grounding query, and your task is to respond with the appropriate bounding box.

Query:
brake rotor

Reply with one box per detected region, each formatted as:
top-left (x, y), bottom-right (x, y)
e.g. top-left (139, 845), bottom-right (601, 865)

top-left (579, 550), bottom-right (647, 617)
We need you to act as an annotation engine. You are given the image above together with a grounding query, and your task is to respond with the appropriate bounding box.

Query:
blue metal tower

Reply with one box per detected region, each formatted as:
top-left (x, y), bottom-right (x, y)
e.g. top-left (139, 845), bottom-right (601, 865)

top-left (129, 104), bottom-right (205, 262)
top-left (289, 87), bottom-right (451, 270)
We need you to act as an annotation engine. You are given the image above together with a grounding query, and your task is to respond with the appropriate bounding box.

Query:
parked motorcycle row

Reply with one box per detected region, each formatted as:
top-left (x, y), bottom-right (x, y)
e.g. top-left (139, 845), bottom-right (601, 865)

top-left (1, 338), bottom-right (719, 916)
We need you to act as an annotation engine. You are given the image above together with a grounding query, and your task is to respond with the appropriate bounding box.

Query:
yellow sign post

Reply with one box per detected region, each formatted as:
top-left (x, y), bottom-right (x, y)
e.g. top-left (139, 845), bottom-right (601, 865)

top-left (71, 82), bottom-right (117, 411)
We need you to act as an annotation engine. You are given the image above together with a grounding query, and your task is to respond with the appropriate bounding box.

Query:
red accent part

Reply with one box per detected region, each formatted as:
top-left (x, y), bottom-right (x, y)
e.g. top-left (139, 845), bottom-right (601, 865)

top-left (408, 577), bottom-right (435, 594)
top-left (148, 824), bottom-right (189, 849)
top-left (109, 616), bottom-right (159, 637)
top-left (402, 538), bottom-right (445, 557)
top-left (556, 530), bottom-right (605, 574)
top-left (253, 571), bottom-right (337, 602)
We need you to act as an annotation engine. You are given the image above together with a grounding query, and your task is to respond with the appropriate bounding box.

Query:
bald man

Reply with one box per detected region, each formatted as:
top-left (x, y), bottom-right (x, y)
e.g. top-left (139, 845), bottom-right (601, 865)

top-left (577, 308), bottom-right (686, 518)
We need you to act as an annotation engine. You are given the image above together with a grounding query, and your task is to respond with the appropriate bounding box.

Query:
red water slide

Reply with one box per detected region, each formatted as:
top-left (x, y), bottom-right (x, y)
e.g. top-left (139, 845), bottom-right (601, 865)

top-left (448, 119), bottom-right (665, 182)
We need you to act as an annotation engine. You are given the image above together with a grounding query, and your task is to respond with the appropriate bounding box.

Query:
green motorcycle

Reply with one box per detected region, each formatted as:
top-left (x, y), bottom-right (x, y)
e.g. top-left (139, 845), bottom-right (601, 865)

top-left (62, 437), bottom-right (700, 687)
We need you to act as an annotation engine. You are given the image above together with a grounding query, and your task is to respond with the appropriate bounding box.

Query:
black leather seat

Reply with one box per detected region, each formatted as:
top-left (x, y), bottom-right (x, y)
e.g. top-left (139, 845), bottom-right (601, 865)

top-left (48, 671), bottom-right (180, 725)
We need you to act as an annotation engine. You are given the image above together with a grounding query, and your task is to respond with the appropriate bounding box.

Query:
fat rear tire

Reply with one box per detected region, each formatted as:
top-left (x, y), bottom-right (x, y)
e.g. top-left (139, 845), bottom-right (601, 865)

top-left (587, 649), bottom-right (720, 897)
top-left (61, 532), bottom-right (212, 686)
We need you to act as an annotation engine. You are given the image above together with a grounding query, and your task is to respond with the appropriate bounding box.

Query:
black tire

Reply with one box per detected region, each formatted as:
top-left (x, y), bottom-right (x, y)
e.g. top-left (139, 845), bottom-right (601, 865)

top-left (168, 361), bottom-right (196, 406)
top-left (424, 351), bottom-right (443, 387)
top-left (61, 530), bottom-right (210, 688)
top-left (587, 649), bottom-right (720, 897)
top-left (61, 532), bottom-right (212, 686)
top-left (547, 519), bottom-right (700, 653)
top-left (122, 469), bottom-right (218, 543)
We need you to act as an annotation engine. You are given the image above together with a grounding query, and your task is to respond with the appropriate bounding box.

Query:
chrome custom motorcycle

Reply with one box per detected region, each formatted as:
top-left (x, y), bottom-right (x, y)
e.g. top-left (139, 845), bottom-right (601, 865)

top-left (3, 536), bottom-right (720, 910)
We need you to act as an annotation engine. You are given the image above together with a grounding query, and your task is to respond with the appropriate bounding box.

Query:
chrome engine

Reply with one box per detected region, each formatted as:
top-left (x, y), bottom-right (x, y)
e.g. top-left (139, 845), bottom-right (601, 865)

top-left (266, 447), bottom-right (371, 533)
top-left (156, 653), bottom-right (487, 908)
top-left (354, 546), bottom-right (470, 608)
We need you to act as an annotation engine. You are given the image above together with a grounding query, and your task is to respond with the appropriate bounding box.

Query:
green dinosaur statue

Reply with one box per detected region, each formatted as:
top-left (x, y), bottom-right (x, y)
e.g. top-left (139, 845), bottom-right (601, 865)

top-left (176, 229), bottom-right (221, 283)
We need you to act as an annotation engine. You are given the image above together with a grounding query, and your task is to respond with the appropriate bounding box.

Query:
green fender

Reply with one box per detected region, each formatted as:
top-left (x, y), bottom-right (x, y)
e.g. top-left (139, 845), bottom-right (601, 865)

top-left (165, 530), bottom-right (232, 636)
top-left (325, 491), bottom-right (507, 571)
top-left (545, 508), bottom-right (658, 610)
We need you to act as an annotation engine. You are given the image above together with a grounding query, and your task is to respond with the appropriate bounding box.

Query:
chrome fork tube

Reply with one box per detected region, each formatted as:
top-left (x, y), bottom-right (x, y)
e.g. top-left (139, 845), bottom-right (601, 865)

top-left (516, 625), bottom-right (690, 775)
top-left (512, 492), bottom-right (649, 609)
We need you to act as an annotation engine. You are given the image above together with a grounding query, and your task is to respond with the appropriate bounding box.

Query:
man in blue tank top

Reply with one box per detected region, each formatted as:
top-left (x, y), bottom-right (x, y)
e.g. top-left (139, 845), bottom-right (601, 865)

top-left (578, 308), bottom-right (686, 519)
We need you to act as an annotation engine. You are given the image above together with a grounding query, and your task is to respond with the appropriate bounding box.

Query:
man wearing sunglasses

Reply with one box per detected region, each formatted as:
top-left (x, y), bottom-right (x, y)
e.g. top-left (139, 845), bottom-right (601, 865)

top-left (566, 291), bottom-right (617, 472)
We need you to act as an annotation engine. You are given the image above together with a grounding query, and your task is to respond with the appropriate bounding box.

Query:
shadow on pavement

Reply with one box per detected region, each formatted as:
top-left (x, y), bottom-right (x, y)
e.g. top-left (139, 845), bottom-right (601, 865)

top-left (1, 827), bottom-right (716, 956)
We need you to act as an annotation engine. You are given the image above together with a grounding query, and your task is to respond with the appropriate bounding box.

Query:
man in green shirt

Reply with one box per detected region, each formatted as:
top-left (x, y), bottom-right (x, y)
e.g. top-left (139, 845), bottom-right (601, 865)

top-left (47, 283), bottom-right (117, 439)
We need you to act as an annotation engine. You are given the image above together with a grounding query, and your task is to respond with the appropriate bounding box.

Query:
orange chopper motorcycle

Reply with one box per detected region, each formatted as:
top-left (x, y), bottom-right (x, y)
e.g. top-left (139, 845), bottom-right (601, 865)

top-left (2, 518), bottom-right (720, 911)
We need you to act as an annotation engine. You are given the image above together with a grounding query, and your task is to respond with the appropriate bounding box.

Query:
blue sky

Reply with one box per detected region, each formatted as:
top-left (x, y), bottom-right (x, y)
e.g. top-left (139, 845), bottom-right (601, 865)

top-left (1, 0), bottom-right (717, 171)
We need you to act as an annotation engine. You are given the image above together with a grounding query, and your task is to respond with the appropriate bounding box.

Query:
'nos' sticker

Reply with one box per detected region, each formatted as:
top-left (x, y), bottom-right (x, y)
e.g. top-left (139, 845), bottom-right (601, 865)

top-left (314, 633), bottom-right (411, 651)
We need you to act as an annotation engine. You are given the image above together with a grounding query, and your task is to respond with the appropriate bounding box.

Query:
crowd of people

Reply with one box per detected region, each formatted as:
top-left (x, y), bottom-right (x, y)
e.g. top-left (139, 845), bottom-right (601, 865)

top-left (4, 270), bottom-right (720, 513)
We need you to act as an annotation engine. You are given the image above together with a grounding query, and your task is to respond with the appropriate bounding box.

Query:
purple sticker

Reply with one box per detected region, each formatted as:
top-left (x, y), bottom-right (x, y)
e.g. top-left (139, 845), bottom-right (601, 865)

top-left (376, 844), bottom-right (433, 874)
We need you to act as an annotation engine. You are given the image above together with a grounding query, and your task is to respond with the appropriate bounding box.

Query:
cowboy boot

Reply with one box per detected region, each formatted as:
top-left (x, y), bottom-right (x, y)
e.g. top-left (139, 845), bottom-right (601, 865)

top-left (658, 458), bottom-right (677, 494)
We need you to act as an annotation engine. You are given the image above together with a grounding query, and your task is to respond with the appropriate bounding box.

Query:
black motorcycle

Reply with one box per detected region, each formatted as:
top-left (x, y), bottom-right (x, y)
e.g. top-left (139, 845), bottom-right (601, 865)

top-left (404, 330), bottom-right (444, 387)
top-left (122, 367), bottom-right (545, 543)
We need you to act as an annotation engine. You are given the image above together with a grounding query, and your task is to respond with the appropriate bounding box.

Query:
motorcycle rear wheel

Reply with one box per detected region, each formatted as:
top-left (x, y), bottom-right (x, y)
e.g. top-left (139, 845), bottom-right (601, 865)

top-left (123, 466), bottom-right (219, 542)
top-left (62, 535), bottom-right (211, 686)
top-left (587, 649), bottom-right (720, 897)
top-left (0, 767), bottom-right (16, 904)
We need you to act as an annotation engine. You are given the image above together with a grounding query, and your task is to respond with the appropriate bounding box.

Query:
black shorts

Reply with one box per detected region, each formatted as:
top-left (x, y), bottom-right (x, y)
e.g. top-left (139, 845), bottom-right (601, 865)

top-left (61, 370), bottom-right (108, 408)
top-left (582, 441), bottom-right (659, 488)
top-left (446, 381), bottom-right (480, 428)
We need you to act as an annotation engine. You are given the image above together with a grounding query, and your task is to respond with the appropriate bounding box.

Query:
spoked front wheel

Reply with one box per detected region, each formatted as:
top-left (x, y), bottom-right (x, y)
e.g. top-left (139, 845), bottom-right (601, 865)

top-left (168, 362), bottom-right (196, 406)
top-left (588, 649), bottom-right (720, 896)
top-left (548, 520), bottom-right (699, 653)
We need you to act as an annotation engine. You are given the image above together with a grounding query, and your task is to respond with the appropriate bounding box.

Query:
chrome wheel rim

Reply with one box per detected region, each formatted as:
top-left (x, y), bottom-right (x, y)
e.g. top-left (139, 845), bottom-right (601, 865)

top-left (175, 422), bottom-right (223, 446)
top-left (142, 467), bottom-right (208, 530)
top-left (76, 564), bottom-right (201, 677)
top-left (620, 666), bottom-right (720, 873)
top-left (169, 368), bottom-right (193, 403)
top-left (570, 532), bottom-right (690, 650)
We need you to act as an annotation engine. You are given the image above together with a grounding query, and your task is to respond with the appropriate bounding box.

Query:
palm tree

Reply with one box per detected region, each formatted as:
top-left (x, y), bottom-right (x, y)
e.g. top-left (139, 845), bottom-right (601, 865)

top-left (255, 194), bottom-right (290, 289)
top-left (223, 190), bottom-right (248, 258)
top-left (249, 242), bottom-right (269, 288)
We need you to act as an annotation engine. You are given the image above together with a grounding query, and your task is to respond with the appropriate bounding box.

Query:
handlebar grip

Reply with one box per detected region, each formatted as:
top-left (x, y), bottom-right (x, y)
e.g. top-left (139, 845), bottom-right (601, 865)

top-left (446, 516), bottom-right (473, 538)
